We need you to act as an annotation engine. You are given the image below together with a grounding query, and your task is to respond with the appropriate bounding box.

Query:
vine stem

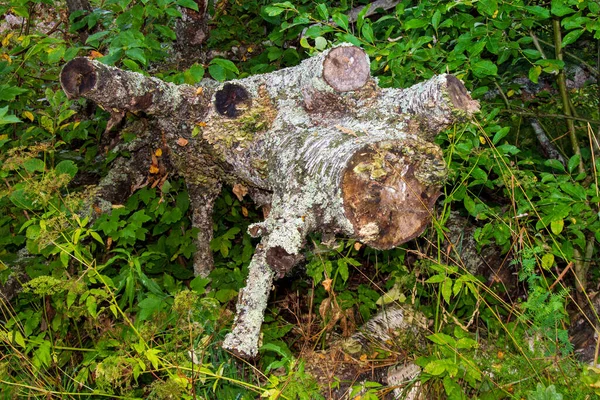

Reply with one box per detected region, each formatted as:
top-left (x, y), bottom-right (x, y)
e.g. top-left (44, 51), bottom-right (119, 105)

top-left (552, 17), bottom-right (584, 174)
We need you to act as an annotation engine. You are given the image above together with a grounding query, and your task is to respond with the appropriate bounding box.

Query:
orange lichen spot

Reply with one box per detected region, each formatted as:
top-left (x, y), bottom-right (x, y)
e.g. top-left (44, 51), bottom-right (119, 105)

top-left (195, 87), bottom-right (203, 95)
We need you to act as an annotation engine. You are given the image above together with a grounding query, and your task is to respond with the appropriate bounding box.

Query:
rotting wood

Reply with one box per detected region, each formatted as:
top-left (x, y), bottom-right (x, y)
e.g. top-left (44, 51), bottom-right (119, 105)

top-left (60, 44), bottom-right (479, 358)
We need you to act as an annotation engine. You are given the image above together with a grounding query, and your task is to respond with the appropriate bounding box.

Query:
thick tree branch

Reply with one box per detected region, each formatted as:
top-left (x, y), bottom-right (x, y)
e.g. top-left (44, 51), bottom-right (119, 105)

top-left (61, 44), bottom-right (478, 357)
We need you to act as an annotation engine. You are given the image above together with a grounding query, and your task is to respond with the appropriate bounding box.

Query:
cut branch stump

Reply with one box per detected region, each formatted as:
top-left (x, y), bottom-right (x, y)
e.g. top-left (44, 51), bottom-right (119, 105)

top-left (60, 44), bottom-right (479, 358)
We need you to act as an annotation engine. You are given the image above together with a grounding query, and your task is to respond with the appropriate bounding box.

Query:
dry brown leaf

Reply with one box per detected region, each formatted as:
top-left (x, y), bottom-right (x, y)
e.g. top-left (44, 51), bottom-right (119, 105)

top-left (335, 124), bottom-right (357, 137)
top-left (176, 137), bottom-right (189, 146)
top-left (322, 278), bottom-right (333, 293)
top-left (353, 242), bottom-right (363, 251)
top-left (232, 183), bottom-right (248, 201)
top-left (319, 298), bottom-right (331, 320)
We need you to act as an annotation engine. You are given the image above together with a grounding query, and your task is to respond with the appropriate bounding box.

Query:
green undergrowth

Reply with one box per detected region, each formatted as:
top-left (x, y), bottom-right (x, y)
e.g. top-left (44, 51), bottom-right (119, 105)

top-left (1, 0), bottom-right (600, 398)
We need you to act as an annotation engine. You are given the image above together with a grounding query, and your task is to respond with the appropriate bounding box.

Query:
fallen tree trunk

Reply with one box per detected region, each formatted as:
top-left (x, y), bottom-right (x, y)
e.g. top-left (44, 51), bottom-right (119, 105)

top-left (60, 44), bottom-right (479, 358)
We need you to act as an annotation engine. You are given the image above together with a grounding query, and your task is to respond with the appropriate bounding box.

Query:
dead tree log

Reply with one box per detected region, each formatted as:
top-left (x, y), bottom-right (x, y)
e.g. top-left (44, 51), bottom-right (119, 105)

top-left (60, 44), bottom-right (479, 358)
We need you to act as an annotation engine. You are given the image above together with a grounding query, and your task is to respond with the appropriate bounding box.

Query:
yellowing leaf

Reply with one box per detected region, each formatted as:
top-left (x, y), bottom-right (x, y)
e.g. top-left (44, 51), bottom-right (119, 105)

top-left (154, 148), bottom-right (162, 157)
top-left (551, 219), bottom-right (564, 235)
top-left (384, 64), bottom-right (389, 72)
top-left (2, 32), bottom-right (14, 47)
top-left (479, 135), bottom-right (486, 144)
top-left (507, 89), bottom-right (514, 97)
top-left (541, 253), bottom-right (555, 270)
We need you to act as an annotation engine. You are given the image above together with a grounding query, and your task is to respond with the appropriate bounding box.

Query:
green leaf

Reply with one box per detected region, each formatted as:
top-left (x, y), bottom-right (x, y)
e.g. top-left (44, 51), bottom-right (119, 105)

top-left (471, 60), bottom-right (498, 77)
top-left (477, 0), bottom-right (497, 17)
top-left (138, 294), bottom-right (163, 321)
top-left (23, 158), bottom-right (45, 173)
top-left (551, 0), bottom-right (575, 16)
top-left (456, 337), bottom-right (477, 349)
top-left (544, 159), bottom-right (565, 171)
top-left (55, 160), bottom-right (78, 178)
top-left (426, 274), bottom-right (446, 283)
top-left (0, 106), bottom-right (22, 125)
top-left (524, 5), bottom-right (550, 19)
top-left (361, 23), bottom-right (374, 43)
top-left (184, 63), bottom-right (205, 84)
top-left (86, 295), bottom-right (97, 318)
top-left (337, 258), bottom-right (349, 282)
top-left (13, 330), bottom-right (26, 348)
top-left (432, 10), bottom-right (441, 30)
top-left (332, 12), bottom-right (349, 30)
top-left (210, 58), bottom-right (239, 74)
top-left (146, 348), bottom-right (162, 369)
top-left (442, 278), bottom-right (452, 304)
top-left (492, 126), bottom-right (510, 145)
top-left (316, 3), bottom-right (328, 20)
top-left (177, 0), bottom-right (199, 11)
top-left (208, 64), bottom-right (226, 81)
top-left (314, 36), bottom-right (327, 51)
top-left (567, 154), bottom-right (580, 173)
top-left (0, 85), bottom-right (28, 101)
top-left (125, 48), bottom-right (147, 66)
top-left (529, 65), bottom-right (542, 83)
top-left (405, 19), bottom-right (429, 30)
top-left (428, 333), bottom-right (456, 346)
top-left (47, 45), bottom-right (66, 64)
top-left (464, 195), bottom-right (476, 215)
top-left (562, 29), bottom-right (584, 48)
top-left (85, 30), bottom-right (110, 45)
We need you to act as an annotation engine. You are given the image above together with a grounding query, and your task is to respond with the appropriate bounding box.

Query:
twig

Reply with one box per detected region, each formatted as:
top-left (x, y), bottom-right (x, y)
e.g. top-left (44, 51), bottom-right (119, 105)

top-left (530, 119), bottom-right (566, 165)
top-left (493, 81), bottom-right (510, 109)
top-left (536, 36), bottom-right (599, 78)
top-left (548, 262), bottom-right (573, 291)
top-left (529, 31), bottom-right (547, 60)
top-left (500, 109), bottom-right (600, 125)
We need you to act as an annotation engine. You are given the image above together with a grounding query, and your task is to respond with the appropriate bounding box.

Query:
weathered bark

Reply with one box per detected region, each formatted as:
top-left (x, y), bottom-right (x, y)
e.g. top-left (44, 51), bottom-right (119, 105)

top-left (65, 0), bottom-right (91, 14)
top-left (173, 0), bottom-right (210, 68)
top-left (60, 44), bottom-right (479, 357)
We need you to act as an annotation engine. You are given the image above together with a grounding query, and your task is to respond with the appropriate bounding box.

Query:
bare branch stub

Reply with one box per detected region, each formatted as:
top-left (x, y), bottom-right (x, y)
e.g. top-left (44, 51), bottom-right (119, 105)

top-left (322, 46), bottom-right (370, 92)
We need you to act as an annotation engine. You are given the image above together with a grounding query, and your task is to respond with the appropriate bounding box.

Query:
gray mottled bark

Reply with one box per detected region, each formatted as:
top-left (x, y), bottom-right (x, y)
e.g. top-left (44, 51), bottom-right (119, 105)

top-left (60, 44), bottom-right (479, 357)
